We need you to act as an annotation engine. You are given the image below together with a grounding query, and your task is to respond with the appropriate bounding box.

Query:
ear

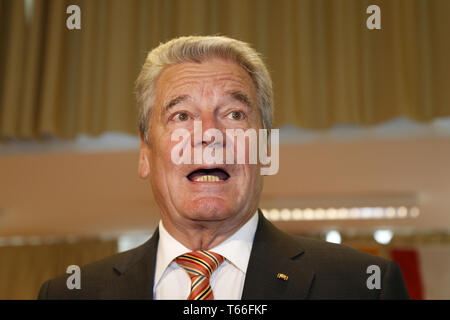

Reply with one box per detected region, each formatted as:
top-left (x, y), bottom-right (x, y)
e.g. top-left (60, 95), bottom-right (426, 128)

top-left (138, 133), bottom-right (151, 179)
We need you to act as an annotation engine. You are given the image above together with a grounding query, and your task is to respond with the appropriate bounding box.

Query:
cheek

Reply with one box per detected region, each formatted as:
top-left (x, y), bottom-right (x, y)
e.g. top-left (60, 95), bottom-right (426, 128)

top-left (148, 140), bottom-right (176, 184)
top-left (249, 165), bottom-right (263, 195)
top-left (237, 164), bottom-right (261, 189)
top-left (152, 129), bottom-right (181, 161)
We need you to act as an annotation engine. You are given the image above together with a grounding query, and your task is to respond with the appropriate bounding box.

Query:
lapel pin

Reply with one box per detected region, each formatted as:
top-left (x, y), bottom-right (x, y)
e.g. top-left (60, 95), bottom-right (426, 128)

top-left (277, 273), bottom-right (289, 281)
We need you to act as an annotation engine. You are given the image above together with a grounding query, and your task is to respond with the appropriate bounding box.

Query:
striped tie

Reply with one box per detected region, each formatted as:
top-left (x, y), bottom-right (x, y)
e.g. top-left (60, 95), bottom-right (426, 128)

top-left (175, 250), bottom-right (225, 300)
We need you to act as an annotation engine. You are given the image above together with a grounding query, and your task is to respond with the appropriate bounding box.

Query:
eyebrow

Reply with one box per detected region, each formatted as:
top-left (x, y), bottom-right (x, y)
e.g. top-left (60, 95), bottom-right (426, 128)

top-left (164, 95), bottom-right (190, 112)
top-left (227, 91), bottom-right (253, 108)
top-left (163, 91), bottom-right (253, 113)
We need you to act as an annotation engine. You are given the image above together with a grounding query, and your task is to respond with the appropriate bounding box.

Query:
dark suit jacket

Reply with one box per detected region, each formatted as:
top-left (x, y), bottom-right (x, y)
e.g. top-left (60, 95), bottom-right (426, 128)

top-left (38, 211), bottom-right (410, 299)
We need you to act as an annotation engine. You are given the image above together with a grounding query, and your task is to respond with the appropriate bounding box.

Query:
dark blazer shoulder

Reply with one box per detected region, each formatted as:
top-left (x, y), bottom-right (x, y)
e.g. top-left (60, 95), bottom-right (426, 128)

top-left (38, 231), bottom-right (159, 299)
top-left (243, 212), bottom-right (409, 299)
top-left (294, 235), bottom-right (391, 268)
top-left (291, 234), bottom-right (409, 299)
top-left (38, 250), bottom-right (124, 299)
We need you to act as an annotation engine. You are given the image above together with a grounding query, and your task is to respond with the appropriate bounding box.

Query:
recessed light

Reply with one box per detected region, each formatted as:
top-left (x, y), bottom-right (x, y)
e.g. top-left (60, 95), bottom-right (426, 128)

top-left (261, 206), bottom-right (420, 221)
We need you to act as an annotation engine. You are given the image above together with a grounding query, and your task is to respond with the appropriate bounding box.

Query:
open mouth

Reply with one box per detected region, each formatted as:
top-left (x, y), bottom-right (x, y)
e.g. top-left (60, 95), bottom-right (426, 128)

top-left (187, 168), bottom-right (230, 182)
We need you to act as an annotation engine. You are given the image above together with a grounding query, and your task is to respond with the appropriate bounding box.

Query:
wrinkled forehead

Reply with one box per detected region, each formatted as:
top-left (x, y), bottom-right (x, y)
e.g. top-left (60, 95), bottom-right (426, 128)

top-left (153, 58), bottom-right (257, 109)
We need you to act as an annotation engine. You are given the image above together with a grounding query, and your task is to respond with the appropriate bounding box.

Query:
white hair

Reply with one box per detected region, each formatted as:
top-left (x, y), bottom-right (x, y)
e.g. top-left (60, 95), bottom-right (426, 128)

top-left (135, 35), bottom-right (274, 144)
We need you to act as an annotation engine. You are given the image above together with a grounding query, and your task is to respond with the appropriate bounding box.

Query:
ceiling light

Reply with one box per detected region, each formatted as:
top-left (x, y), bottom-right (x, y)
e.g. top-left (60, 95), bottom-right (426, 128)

top-left (326, 230), bottom-right (342, 244)
top-left (374, 229), bottom-right (394, 245)
top-left (261, 206), bottom-right (420, 221)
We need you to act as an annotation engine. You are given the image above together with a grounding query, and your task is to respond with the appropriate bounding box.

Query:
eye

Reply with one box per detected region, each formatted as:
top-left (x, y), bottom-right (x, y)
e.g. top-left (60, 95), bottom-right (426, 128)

top-left (173, 112), bottom-right (190, 122)
top-left (228, 111), bottom-right (244, 120)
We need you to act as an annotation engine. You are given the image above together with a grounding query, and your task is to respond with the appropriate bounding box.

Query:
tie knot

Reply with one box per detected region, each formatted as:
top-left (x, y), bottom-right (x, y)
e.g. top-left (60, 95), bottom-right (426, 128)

top-left (175, 250), bottom-right (224, 278)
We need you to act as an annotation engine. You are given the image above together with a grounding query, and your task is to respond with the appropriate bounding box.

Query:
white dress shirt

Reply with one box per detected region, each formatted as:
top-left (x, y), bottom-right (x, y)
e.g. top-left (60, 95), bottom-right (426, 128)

top-left (153, 212), bottom-right (259, 300)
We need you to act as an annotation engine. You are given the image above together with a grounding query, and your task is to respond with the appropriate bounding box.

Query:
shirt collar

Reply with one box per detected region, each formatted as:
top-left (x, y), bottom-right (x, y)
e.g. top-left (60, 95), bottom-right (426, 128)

top-left (154, 212), bottom-right (259, 286)
top-left (154, 220), bottom-right (191, 287)
top-left (208, 212), bottom-right (258, 273)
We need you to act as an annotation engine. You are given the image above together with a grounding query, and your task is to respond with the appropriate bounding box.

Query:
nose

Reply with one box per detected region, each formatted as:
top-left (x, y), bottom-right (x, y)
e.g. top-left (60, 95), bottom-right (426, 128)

top-left (193, 113), bottom-right (223, 147)
top-left (201, 113), bottom-right (218, 131)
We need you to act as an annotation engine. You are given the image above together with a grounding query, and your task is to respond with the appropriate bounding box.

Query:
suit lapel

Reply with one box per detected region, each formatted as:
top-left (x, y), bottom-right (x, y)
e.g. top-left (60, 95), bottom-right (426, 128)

top-left (106, 211), bottom-right (315, 299)
top-left (241, 211), bottom-right (315, 299)
top-left (107, 228), bottom-right (160, 299)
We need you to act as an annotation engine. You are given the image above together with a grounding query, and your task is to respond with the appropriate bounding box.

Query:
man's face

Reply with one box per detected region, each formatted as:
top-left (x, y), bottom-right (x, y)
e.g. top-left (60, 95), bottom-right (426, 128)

top-left (139, 58), bottom-right (264, 226)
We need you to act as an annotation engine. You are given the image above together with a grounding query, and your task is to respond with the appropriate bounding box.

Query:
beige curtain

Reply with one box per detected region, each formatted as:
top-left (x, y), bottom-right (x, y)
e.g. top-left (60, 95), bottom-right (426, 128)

top-left (1, 0), bottom-right (449, 140)
top-left (0, 239), bottom-right (117, 299)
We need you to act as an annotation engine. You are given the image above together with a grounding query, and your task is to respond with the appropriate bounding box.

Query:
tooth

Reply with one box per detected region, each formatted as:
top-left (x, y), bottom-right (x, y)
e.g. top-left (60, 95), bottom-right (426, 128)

top-left (193, 175), bottom-right (221, 182)
top-left (192, 175), bottom-right (224, 182)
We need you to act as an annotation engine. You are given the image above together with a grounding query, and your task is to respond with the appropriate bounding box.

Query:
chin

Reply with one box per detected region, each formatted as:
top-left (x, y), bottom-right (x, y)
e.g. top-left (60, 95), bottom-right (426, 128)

top-left (184, 197), bottom-right (236, 221)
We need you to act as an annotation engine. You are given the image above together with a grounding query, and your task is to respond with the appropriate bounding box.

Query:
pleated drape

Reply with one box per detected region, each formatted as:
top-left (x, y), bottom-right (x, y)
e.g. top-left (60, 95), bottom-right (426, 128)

top-left (0, 0), bottom-right (449, 140)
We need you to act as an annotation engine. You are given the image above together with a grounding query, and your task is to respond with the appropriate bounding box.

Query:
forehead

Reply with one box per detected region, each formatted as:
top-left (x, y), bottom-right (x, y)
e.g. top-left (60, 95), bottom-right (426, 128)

top-left (154, 58), bottom-right (257, 102)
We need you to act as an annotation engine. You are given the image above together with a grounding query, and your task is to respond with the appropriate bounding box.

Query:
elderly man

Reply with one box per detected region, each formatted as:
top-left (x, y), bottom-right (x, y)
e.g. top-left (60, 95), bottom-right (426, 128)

top-left (38, 36), bottom-right (409, 300)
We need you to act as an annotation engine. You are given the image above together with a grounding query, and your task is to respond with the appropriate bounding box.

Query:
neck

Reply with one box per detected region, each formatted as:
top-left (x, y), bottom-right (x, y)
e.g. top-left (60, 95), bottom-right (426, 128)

top-left (161, 210), bottom-right (256, 250)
